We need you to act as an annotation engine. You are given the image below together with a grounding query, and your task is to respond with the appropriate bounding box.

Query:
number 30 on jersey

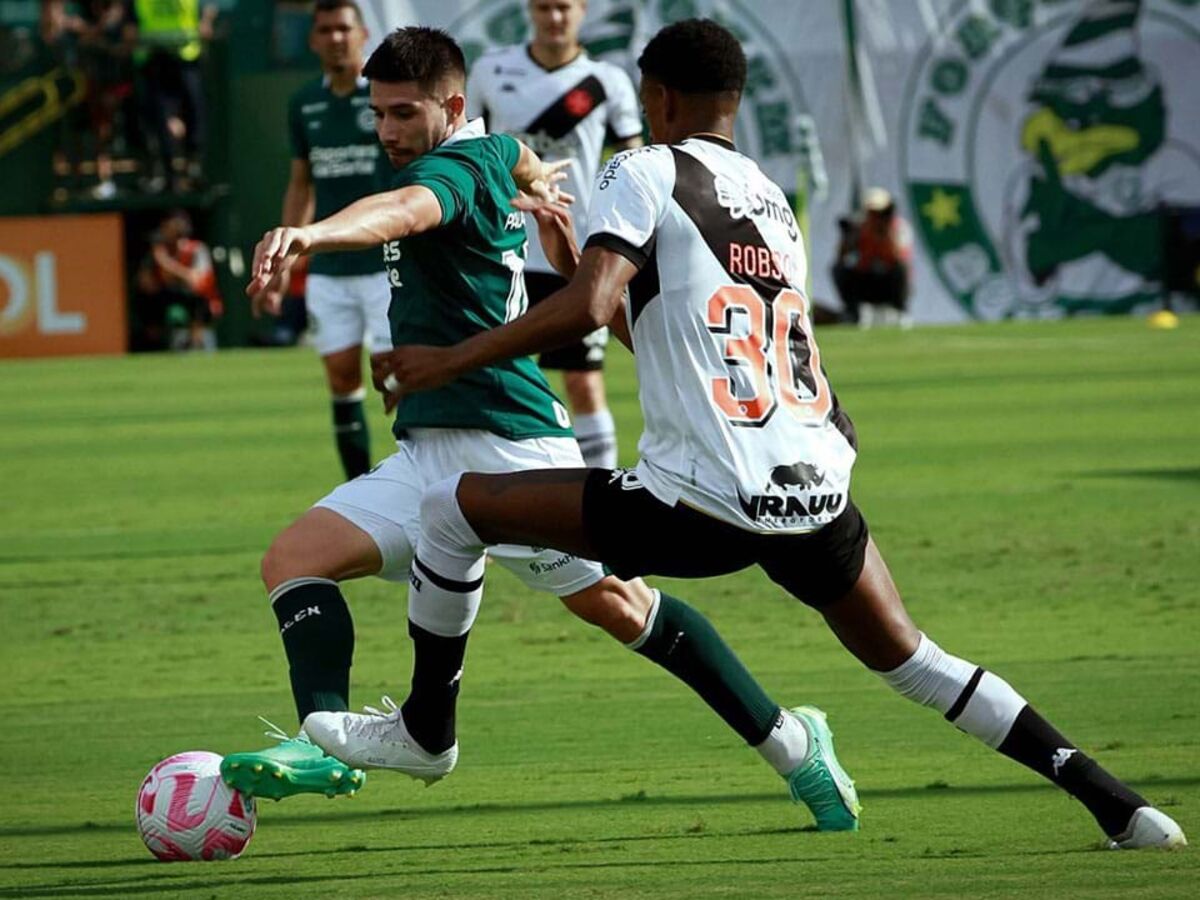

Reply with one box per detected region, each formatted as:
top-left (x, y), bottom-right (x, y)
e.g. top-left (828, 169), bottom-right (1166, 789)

top-left (705, 285), bottom-right (831, 427)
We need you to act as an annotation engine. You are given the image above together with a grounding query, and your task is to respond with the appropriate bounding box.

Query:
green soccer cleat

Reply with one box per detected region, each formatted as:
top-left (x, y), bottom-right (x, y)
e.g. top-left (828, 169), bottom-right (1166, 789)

top-left (786, 706), bottom-right (861, 832)
top-left (220, 719), bottom-right (366, 801)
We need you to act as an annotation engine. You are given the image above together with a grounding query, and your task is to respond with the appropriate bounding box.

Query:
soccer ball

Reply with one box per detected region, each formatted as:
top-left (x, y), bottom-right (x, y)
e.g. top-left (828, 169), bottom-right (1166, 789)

top-left (136, 751), bottom-right (257, 861)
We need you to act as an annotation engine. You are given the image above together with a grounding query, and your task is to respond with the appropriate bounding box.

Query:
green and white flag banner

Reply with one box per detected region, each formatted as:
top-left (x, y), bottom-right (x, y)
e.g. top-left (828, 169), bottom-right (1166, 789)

top-left (364, 1), bottom-right (1200, 322)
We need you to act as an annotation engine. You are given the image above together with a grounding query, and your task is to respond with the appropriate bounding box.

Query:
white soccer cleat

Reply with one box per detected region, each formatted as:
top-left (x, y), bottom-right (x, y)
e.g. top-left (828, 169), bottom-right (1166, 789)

top-left (1107, 807), bottom-right (1187, 850)
top-left (303, 696), bottom-right (457, 785)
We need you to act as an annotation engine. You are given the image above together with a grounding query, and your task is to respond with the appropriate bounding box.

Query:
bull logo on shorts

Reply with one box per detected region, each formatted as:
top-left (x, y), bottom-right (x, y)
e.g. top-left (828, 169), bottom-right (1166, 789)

top-left (766, 459), bottom-right (825, 492)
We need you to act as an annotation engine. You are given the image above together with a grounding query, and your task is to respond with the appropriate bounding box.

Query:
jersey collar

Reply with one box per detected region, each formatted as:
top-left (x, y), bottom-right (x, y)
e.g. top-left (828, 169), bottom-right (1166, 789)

top-left (321, 73), bottom-right (369, 93)
top-left (442, 117), bottom-right (487, 146)
top-left (525, 44), bottom-right (587, 73)
top-left (685, 133), bottom-right (737, 150)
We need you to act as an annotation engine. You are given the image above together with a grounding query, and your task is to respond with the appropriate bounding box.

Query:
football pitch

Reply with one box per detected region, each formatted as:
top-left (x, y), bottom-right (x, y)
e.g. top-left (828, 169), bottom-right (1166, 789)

top-left (1, 317), bottom-right (1197, 898)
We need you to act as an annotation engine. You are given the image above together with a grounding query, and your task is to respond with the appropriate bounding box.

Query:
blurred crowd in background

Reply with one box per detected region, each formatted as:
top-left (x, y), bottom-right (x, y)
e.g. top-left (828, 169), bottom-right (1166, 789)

top-left (39, 0), bottom-right (217, 202)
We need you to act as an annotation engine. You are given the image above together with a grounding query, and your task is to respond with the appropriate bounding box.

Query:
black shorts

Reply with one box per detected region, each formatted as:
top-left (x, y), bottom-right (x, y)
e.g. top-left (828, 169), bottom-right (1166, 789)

top-left (582, 469), bottom-right (869, 609)
top-left (526, 271), bottom-right (608, 371)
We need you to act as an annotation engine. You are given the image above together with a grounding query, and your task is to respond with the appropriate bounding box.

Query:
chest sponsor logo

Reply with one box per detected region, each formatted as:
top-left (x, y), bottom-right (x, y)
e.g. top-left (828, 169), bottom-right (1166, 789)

top-left (714, 173), bottom-right (799, 242)
top-left (901, 0), bottom-right (1200, 318)
top-left (310, 144), bottom-right (378, 179)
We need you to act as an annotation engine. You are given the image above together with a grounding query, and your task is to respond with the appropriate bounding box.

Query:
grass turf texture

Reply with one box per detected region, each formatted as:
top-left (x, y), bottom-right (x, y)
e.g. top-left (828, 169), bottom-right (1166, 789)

top-left (0, 317), bottom-right (1197, 898)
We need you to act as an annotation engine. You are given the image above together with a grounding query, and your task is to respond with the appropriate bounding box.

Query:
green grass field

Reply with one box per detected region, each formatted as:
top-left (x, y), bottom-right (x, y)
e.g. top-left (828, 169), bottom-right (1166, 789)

top-left (1, 318), bottom-right (1197, 898)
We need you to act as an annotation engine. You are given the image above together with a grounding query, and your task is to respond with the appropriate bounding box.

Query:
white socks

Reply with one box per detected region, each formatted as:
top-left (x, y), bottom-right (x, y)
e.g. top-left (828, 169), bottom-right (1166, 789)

top-left (880, 633), bottom-right (1026, 748)
top-left (573, 410), bottom-right (618, 469)
top-left (408, 476), bottom-right (486, 638)
top-left (756, 711), bottom-right (811, 776)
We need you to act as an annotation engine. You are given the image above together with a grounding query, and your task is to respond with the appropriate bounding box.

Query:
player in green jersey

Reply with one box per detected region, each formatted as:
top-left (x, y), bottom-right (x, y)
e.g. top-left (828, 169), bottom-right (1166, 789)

top-left (250, 0), bottom-right (390, 480)
top-left (221, 26), bottom-right (855, 833)
top-left (220, 28), bottom-right (859, 840)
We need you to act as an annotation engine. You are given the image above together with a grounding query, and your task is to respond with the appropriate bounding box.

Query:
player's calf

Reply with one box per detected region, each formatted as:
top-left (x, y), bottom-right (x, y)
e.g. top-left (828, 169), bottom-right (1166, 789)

top-left (880, 633), bottom-right (1186, 847)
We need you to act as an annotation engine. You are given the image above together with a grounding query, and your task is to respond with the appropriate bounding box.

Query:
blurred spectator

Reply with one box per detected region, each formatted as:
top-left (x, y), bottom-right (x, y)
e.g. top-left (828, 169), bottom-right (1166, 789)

top-left (253, 256), bottom-right (310, 348)
top-left (134, 209), bottom-right (222, 350)
top-left (78, 1), bottom-right (136, 199)
top-left (128, 0), bottom-right (217, 192)
top-left (40, 0), bottom-right (86, 199)
top-left (832, 187), bottom-right (914, 328)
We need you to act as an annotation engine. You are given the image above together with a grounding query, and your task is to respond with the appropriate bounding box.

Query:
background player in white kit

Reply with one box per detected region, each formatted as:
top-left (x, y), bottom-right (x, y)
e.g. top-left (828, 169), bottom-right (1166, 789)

top-left (466, 0), bottom-right (642, 467)
top-left (251, 0), bottom-right (391, 480)
top-left (369, 19), bottom-right (1185, 850)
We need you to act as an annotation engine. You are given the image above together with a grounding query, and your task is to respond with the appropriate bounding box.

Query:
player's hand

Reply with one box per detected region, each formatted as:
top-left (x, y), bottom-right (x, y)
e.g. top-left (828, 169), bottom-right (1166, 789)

top-left (249, 265), bottom-right (290, 318)
top-left (512, 193), bottom-right (580, 277)
top-left (371, 346), bottom-right (460, 412)
top-left (247, 227), bottom-right (311, 297)
top-left (526, 158), bottom-right (576, 206)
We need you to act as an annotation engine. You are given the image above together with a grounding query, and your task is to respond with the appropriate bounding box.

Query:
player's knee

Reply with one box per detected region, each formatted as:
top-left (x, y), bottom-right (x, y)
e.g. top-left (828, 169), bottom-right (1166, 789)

top-left (561, 577), bottom-right (652, 644)
top-left (418, 476), bottom-right (464, 542)
top-left (562, 371), bottom-right (604, 412)
top-left (260, 533), bottom-right (303, 593)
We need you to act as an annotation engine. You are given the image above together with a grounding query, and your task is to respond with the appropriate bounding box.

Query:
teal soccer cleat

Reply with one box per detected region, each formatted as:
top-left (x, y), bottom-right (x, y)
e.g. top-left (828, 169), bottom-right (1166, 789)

top-left (220, 719), bottom-right (366, 801)
top-left (786, 706), bottom-right (861, 832)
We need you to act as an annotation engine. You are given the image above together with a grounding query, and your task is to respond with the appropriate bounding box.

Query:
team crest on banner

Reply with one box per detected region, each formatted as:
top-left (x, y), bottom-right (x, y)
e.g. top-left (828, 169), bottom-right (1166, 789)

top-left (901, 0), bottom-right (1200, 319)
top-left (445, 0), bottom-right (824, 217)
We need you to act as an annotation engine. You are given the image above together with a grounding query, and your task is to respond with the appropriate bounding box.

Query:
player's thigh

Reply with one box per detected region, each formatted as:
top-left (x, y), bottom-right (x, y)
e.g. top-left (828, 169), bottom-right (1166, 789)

top-left (311, 444), bottom-right (424, 583)
top-left (347, 271), bottom-right (393, 354)
top-left (819, 536), bottom-right (921, 672)
top-left (579, 468), bottom-right (758, 582)
top-left (757, 499), bottom-right (871, 611)
top-left (306, 274), bottom-right (372, 357)
top-left (429, 429), bottom-right (598, 557)
top-left (261, 507), bottom-right (383, 591)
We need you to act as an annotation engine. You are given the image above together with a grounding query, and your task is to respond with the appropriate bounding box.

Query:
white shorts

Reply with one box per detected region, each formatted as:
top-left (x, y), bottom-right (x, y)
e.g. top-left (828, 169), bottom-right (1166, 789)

top-left (305, 272), bottom-right (392, 357)
top-left (314, 428), bottom-right (605, 597)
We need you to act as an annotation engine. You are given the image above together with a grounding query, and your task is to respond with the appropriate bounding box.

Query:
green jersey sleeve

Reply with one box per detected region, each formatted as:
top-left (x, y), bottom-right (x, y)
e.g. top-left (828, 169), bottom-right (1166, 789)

top-left (494, 133), bottom-right (520, 171)
top-left (395, 133), bottom-right (521, 226)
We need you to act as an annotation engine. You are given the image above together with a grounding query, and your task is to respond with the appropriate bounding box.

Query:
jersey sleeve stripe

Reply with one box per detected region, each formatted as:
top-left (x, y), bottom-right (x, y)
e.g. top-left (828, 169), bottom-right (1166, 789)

top-left (584, 232), bottom-right (654, 269)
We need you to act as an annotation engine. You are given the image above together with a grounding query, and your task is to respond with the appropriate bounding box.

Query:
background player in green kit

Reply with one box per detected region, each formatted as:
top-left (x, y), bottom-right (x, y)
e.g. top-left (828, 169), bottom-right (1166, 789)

top-left (250, 0), bottom-right (390, 480)
top-left (221, 27), bottom-right (842, 831)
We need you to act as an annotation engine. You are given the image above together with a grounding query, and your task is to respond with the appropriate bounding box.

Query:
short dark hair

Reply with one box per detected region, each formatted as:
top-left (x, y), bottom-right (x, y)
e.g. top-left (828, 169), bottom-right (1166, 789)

top-left (362, 27), bottom-right (466, 92)
top-left (313, 0), bottom-right (363, 24)
top-left (637, 19), bottom-right (746, 94)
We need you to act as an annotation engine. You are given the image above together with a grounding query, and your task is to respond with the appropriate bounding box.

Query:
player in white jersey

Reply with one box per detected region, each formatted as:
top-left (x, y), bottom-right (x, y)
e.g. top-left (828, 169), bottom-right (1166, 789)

top-left (465, 0), bottom-right (643, 468)
top-left (373, 19), bottom-right (1185, 849)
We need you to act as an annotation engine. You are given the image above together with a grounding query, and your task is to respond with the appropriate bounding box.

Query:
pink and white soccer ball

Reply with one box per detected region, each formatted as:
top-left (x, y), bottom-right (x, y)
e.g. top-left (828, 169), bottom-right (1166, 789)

top-left (136, 751), bottom-right (256, 861)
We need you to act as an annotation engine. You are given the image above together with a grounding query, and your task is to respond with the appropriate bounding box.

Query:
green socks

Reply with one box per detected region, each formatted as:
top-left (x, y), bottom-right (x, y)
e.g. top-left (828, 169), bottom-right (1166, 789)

top-left (332, 390), bottom-right (370, 479)
top-left (632, 592), bottom-right (781, 744)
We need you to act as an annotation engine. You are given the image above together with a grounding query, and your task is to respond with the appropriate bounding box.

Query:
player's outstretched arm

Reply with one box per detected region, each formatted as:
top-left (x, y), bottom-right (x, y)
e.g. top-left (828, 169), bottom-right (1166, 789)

top-left (251, 159), bottom-right (315, 318)
top-left (245, 186), bottom-right (443, 297)
top-left (378, 247), bottom-right (635, 403)
top-left (513, 194), bottom-right (580, 278)
top-left (511, 140), bottom-right (575, 205)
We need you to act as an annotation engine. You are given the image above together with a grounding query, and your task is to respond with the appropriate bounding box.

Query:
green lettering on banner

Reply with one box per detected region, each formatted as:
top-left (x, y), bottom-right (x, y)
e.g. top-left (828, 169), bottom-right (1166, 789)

top-left (485, 4), bottom-right (526, 44)
top-left (957, 14), bottom-right (1002, 60)
top-left (917, 98), bottom-right (954, 146)
top-left (990, 0), bottom-right (1033, 29)
top-left (931, 58), bottom-right (969, 95)
top-left (744, 57), bottom-right (776, 98)
top-left (755, 102), bottom-right (792, 156)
